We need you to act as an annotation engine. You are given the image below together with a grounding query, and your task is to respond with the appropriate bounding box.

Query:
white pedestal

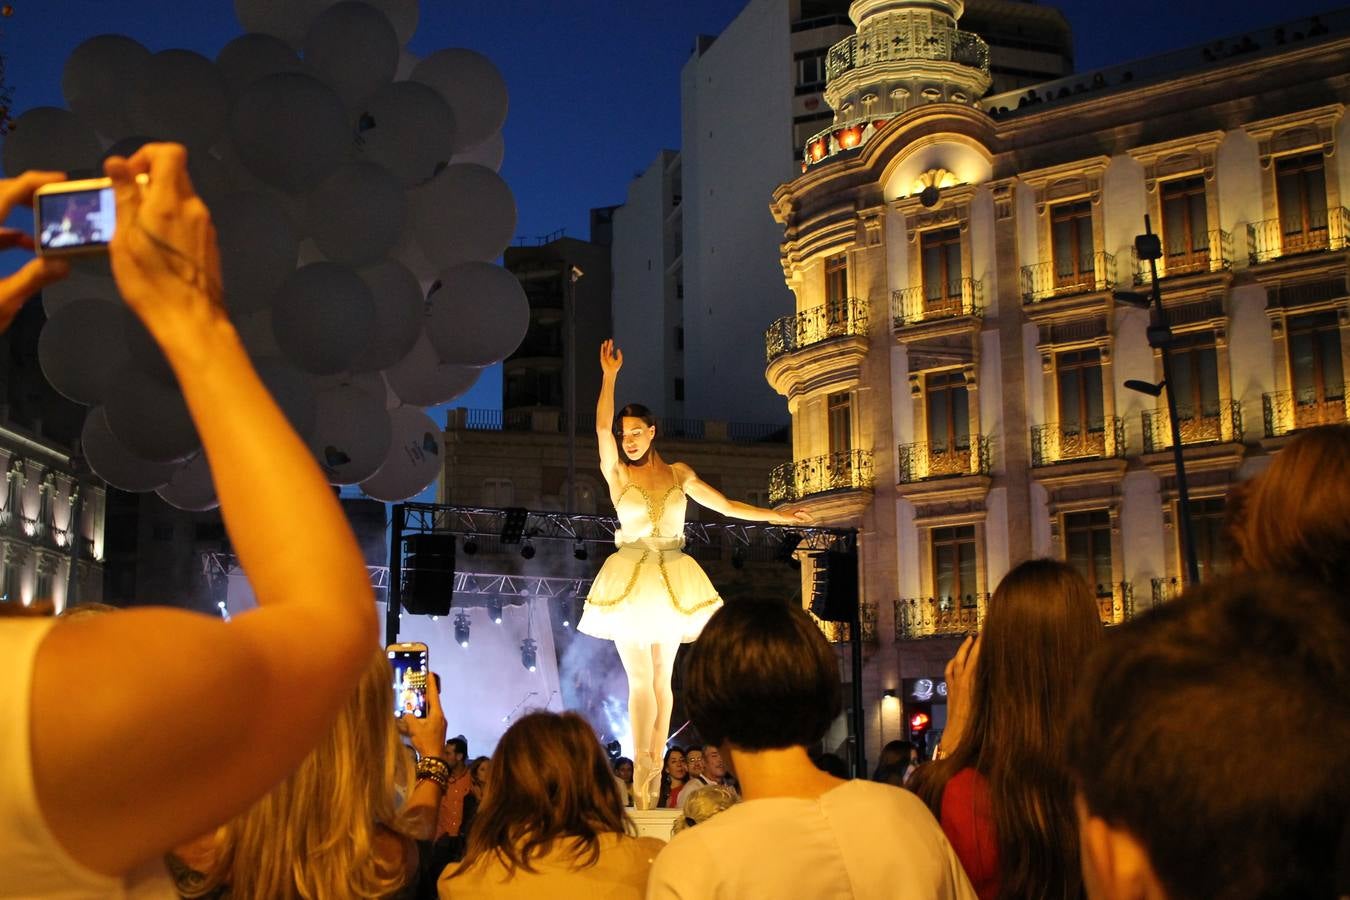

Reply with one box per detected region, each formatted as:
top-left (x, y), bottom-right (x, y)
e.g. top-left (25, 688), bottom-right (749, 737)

top-left (627, 807), bottom-right (682, 841)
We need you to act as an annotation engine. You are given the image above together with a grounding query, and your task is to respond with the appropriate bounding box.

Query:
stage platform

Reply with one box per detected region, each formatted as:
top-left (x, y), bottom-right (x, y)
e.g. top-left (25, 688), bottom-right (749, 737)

top-left (628, 807), bottom-right (683, 841)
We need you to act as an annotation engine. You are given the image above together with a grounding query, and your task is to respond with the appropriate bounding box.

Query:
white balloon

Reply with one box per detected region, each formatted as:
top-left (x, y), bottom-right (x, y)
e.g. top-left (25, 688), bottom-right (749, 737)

top-left (304, 1), bottom-right (399, 107)
top-left (253, 357), bottom-right (320, 439)
top-left (310, 369), bottom-right (386, 399)
top-left (412, 49), bottom-right (509, 150)
top-left (41, 269), bottom-right (120, 318)
top-left (304, 162), bottom-right (404, 266)
top-left (407, 164), bottom-right (517, 268)
top-left (359, 406), bottom-right (441, 501)
top-left (126, 50), bottom-right (228, 150)
top-left (216, 33), bottom-right (304, 97)
top-left (38, 300), bottom-right (133, 406)
top-left (233, 0), bottom-right (326, 46)
top-left (367, 0), bottom-right (419, 44)
top-left (62, 35), bottom-right (151, 140)
top-left (185, 151), bottom-right (234, 211)
top-left (351, 259), bottom-right (423, 371)
top-left (308, 384), bottom-right (392, 484)
top-left (82, 407), bottom-right (178, 492)
top-left (229, 73), bottom-right (350, 194)
top-left (271, 262), bottom-right (375, 374)
top-left (390, 220), bottom-right (439, 286)
top-left (156, 453), bottom-right (219, 511)
top-left (450, 131), bottom-right (504, 173)
top-left (120, 313), bottom-right (177, 386)
top-left (426, 262), bottom-right (529, 366)
top-left (355, 81), bottom-right (456, 187)
top-left (211, 191), bottom-right (299, 314)
top-left (384, 331), bottom-right (482, 406)
top-left (395, 49), bottom-right (419, 81)
top-left (104, 366), bottom-right (200, 463)
top-left (2, 107), bottom-right (102, 178)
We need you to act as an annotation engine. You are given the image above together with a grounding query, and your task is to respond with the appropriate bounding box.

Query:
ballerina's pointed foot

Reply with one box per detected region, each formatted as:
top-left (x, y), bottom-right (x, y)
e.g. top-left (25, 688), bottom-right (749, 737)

top-left (632, 753), bottom-right (661, 810)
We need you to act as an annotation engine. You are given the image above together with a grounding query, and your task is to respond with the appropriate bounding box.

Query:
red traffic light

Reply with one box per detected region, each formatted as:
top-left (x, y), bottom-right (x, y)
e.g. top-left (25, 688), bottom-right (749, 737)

top-left (909, 711), bottom-right (931, 732)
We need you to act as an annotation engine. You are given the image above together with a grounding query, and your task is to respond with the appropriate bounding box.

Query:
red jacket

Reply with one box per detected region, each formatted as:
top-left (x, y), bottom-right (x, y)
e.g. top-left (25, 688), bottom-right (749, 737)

top-left (940, 767), bottom-right (999, 900)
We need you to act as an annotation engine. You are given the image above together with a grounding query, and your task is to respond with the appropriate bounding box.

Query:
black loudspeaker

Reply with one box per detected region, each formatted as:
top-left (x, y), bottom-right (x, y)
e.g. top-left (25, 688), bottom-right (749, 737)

top-left (810, 550), bottom-right (859, 623)
top-left (402, 534), bottom-right (455, 616)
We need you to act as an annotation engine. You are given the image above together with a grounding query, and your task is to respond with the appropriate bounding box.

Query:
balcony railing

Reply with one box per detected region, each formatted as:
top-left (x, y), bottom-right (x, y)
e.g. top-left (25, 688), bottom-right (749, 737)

top-left (1248, 208), bottom-right (1350, 264)
top-left (1262, 385), bottom-right (1349, 438)
top-left (891, 279), bottom-right (985, 327)
top-left (897, 436), bottom-right (992, 483)
top-left (894, 594), bottom-right (989, 640)
top-left (1133, 229), bottom-right (1233, 283)
top-left (812, 601), bottom-right (878, 644)
top-left (1030, 417), bottom-right (1127, 466)
top-left (1021, 253), bottom-right (1117, 303)
top-left (769, 449), bottom-right (874, 504)
top-left (1096, 581), bottom-right (1136, 626)
top-left (1151, 577), bottom-right (1182, 606)
top-left (826, 26), bottom-right (990, 81)
top-left (765, 297), bottom-right (870, 364)
top-left (1140, 401), bottom-right (1244, 453)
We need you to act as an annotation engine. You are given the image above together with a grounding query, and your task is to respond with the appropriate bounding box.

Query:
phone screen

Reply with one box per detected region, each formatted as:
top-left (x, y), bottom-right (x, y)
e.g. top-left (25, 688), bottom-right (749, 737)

top-left (37, 187), bottom-right (117, 253)
top-left (388, 647), bottom-right (429, 719)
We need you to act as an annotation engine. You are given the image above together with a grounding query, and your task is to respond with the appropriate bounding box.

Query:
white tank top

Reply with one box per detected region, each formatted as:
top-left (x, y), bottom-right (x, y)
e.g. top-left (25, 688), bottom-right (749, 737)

top-left (0, 617), bottom-right (177, 899)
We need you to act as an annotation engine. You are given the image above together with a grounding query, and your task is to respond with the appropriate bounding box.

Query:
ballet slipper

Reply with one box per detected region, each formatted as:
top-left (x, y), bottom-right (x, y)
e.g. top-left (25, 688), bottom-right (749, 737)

top-left (633, 752), bottom-right (661, 811)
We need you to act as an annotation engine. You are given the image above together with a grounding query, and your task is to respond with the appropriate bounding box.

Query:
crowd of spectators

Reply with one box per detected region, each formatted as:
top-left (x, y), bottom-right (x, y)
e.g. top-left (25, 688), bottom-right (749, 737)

top-left (1, 146), bottom-right (1348, 900)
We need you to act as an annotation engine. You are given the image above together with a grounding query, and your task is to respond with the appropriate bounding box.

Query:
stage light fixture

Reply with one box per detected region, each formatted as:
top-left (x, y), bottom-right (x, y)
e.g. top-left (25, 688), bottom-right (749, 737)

top-left (500, 507), bottom-right (529, 544)
top-left (521, 541), bottom-right (536, 560)
top-left (560, 596), bottom-right (573, 629)
top-left (462, 537), bottom-right (478, 555)
top-left (488, 596), bottom-right (504, 624)
top-left (453, 611), bottom-right (471, 648)
top-left (573, 541), bottom-right (588, 561)
top-left (520, 637), bottom-right (538, 672)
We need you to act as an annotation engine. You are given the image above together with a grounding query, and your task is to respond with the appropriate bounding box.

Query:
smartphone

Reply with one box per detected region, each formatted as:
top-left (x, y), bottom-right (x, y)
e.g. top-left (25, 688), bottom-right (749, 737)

top-left (33, 177), bottom-right (117, 257)
top-left (387, 641), bottom-right (429, 719)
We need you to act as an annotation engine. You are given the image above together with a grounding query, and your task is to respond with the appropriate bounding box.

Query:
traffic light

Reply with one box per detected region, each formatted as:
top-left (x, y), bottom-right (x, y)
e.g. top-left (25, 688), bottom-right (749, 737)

top-left (908, 706), bottom-right (932, 740)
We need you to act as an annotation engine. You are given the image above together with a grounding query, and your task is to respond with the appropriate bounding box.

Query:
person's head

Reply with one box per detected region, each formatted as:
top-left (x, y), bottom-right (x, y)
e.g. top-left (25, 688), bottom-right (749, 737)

top-left (1233, 424), bottom-right (1350, 590)
top-left (444, 735), bottom-right (468, 768)
top-left (683, 598), bottom-right (841, 751)
top-left (613, 756), bottom-right (633, 783)
top-left (703, 745), bottom-right (727, 780)
top-left (1067, 575), bottom-right (1350, 900)
top-left (671, 785), bottom-right (740, 836)
top-left (204, 651), bottom-right (413, 898)
top-left (469, 756), bottom-right (490, 793)
top-left (685, 745), bottom-right (705, 777)
top-left (663, 747), bottom-right (687, 782)
top-left (878, 740), bottom-right (914, 770)
top-left (616, 403), bottom-right (657, 466)
top-left (811, 751), bottom-right (849, 779)
top-left (452, 711), bottom-right (629, 878)
top-left (911, 558), bottom-right (1103, 900)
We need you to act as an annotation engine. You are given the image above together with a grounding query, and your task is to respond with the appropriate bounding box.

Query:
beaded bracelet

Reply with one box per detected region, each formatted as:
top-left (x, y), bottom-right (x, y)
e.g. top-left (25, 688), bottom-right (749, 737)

top-left (416, 756), bottom-right (451, 788)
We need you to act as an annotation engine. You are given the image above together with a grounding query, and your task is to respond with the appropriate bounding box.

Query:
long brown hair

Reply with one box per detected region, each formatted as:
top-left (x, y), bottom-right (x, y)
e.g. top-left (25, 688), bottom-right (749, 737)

top-left (911, 559), bottom-right (1103, 900)
top-left (1234, 424), bottom-right (1350, 588)
top-left (450, 711), bottom-right (631, 878)
top-left (200, 650), bottom-right (414, 900)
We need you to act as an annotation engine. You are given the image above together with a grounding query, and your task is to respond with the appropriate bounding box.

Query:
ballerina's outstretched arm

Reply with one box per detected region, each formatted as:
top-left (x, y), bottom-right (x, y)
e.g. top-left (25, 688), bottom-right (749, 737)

top-left (674, 462), bottom-right (814, 525)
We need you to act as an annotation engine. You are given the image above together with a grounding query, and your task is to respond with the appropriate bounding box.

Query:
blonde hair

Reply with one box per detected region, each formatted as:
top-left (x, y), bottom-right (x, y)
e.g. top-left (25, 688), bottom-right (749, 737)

top-left (199, 650), bottom-right (414, 899)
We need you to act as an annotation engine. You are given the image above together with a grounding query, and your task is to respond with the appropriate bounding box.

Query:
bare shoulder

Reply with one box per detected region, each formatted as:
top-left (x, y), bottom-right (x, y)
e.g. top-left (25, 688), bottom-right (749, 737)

top-left (670, 461), bottom-right (697, 483)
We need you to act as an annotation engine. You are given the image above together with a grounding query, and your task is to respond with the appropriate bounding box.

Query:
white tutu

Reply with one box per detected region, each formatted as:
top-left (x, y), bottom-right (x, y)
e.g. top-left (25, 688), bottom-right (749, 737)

top-left (577, 536), bottom-right (722, 644)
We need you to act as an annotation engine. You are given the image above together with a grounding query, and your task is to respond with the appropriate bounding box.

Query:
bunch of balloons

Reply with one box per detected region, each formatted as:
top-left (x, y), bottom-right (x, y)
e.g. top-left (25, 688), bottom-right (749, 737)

top-left (5, 0), bottom-right (529, 507)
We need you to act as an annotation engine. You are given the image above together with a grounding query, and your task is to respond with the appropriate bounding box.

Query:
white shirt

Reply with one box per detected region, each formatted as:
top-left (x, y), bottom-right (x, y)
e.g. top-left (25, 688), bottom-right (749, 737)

top-left (0, 618), bottom-right (177, 899)
top-left (646, 779), bottom-right (977, 900)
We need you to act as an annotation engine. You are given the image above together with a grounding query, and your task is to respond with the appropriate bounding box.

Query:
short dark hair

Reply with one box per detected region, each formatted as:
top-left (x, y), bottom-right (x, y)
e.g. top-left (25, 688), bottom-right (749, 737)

top-left (445, 736), bottom-right (468, 757)
top-left (616, 403), bottom-right (656, 429)
top-left (683, 599), bottom-right (841, 750)
top-left (1066, 575), bottom-right (1350, 900)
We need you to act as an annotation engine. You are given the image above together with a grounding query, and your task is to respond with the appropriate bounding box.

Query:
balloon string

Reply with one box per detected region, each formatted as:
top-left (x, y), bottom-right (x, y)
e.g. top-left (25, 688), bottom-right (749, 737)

top-left (132, 217), bottom-right (225, 308)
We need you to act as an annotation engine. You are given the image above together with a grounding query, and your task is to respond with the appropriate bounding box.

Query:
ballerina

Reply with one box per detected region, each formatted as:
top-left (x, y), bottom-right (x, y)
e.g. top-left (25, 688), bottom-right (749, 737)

top-left (577, 339), bottom-right (812, 809)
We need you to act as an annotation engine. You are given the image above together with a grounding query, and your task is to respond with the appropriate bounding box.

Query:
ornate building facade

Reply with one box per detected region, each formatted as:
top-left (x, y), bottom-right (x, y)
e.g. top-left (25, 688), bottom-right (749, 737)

top-left (767, 0), bottom-right (1350, 759)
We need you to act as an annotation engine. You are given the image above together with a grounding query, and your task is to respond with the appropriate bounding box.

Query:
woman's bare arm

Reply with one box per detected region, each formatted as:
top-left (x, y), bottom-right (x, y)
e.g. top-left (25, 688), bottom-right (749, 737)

top-left (596, 339), bottom-right (624, 490)
top-left (676, 463), bottom-right (813, 524)
top-left (29, 144), bottom-right (377, 877)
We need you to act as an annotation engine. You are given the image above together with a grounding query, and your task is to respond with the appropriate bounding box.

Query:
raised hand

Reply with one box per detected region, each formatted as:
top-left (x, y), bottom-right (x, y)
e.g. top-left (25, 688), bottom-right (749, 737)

top-left (777, 507), bottom-right (815, 525)
top-left (0, 170), bottom-right (72, 332)
top-left (600, 338), bottom-right (623, 376)
top-left (941, 633), bottom-right (981, 754)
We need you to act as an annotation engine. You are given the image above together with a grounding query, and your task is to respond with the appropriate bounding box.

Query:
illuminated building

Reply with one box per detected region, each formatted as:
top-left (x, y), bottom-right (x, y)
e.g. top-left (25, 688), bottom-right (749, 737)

top-left (767, 0), bottom-right (1349, 759)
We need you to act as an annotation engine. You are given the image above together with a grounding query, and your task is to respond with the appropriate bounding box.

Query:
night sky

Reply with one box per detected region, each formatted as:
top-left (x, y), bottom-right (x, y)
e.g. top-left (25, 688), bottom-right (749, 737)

top-left (0, 0), bottom-right (1339, 417)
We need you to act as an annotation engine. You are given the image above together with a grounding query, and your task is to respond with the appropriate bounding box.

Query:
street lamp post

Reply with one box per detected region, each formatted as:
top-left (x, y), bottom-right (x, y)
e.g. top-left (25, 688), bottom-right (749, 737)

top-left (565, 264), bottom-right (584, 514)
